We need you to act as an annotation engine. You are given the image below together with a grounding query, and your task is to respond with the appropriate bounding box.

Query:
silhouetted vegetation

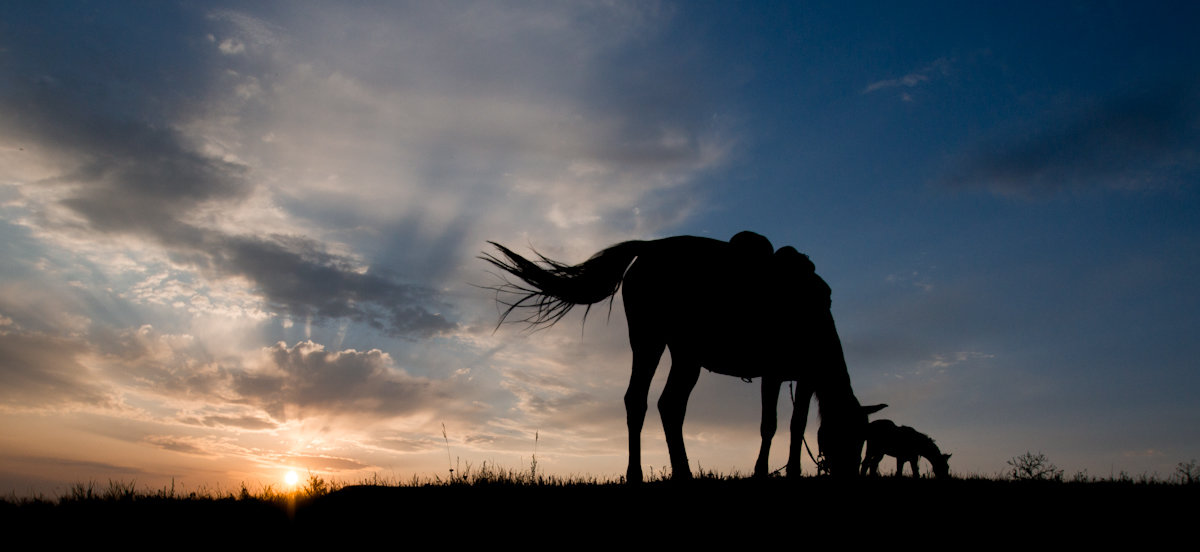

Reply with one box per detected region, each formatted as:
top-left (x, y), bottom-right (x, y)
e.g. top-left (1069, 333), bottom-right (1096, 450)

top-left (1007, 451), bottom-right (1065, 481)
top-left (3, 461), bottom-right (1197, 545)
top-left (1175, 459), bottom-right (1200, 484)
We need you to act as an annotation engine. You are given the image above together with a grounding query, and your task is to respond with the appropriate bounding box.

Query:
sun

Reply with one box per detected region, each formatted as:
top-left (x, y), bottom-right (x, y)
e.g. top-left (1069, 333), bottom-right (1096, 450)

top-left (284, 470), bottom-right (299, 487)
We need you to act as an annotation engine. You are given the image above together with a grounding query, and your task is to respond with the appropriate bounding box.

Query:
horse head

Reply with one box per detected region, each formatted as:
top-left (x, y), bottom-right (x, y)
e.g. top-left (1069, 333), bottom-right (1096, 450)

top-left (818, 402), bottom-right (888, 476)
top-left (932, 453), bottom-right (952, 478)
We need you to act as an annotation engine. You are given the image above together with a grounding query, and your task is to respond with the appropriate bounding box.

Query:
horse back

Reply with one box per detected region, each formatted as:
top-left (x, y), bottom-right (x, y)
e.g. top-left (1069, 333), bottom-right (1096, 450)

top-left (621, 235), bottom-right (810, 379)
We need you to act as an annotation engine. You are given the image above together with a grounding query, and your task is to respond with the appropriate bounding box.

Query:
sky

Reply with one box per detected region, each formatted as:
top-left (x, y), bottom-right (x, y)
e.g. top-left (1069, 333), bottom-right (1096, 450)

top-left (2, 1), bottom-right (1199, 495)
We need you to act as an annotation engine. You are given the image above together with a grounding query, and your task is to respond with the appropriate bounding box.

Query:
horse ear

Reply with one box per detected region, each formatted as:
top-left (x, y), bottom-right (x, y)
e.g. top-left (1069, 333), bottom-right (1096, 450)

top-left (862, 403), bottom-right (887, 415)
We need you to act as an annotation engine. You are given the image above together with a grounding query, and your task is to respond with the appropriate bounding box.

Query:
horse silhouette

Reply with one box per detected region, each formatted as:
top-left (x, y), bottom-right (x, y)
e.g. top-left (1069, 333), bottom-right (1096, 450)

top-left (483, 231), bottom-right (885, 482)
top-left (861, 419), bottom-right (951, 478)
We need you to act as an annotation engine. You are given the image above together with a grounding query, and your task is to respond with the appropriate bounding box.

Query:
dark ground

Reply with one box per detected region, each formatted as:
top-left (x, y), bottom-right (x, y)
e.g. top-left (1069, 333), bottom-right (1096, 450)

top-left (5, 477), bottom-right (1194, 546)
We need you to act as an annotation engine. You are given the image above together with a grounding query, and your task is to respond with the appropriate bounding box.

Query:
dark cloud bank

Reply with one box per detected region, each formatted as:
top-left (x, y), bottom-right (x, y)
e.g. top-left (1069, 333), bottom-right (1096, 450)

top-left (943, 81), bottom-right (1200, 197)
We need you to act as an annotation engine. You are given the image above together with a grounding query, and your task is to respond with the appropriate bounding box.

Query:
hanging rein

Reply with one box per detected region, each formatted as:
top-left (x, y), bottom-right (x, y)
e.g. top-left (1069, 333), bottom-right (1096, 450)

top-left (742, 379), bottom-right (824, 476)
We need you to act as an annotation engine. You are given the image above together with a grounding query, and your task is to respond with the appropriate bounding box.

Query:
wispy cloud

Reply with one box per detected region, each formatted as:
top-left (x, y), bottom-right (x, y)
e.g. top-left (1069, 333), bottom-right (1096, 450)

top-left (863, 58), bottom-right (953, 100)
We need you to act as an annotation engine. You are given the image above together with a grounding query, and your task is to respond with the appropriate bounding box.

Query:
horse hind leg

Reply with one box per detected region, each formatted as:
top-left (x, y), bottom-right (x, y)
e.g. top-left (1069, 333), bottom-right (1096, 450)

top-left (624, 336), bottom-right (664, 484)
top-left (755, 377), bottom-right (783, 478)
top-left (867, 455), bottom-right (882, 476)
top-left (657, 353), bottom-right (701, 481)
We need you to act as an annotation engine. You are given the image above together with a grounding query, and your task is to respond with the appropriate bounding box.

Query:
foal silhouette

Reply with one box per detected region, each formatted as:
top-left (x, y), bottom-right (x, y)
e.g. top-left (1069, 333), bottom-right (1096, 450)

top-left (483, 231), bottom-right (884, 482)
top-left (861, 419), bottom-right (951, 478)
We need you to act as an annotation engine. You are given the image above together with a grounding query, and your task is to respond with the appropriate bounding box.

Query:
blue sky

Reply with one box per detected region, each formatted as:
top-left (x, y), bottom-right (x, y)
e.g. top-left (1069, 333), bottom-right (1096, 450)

top-left (1, 1), bottom-right (1198, 494)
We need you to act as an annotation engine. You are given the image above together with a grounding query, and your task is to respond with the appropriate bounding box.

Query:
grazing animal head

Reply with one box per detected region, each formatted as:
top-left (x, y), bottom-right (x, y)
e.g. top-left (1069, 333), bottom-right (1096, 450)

top-left (818, 402), bottom-right (888, 476)
top-left (932, 453), bottom-right (952, 478)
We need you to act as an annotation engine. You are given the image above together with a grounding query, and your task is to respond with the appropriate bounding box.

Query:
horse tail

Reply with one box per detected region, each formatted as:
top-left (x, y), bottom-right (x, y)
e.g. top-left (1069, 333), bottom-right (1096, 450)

top-left (481, 240), bottom-right (648, 329)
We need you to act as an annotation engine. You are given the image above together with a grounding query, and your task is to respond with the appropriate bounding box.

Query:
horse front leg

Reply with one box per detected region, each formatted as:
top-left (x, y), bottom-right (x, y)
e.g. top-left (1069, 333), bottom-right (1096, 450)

top-left (624, 338), bottom-right (664, 484)
top-left (861, 447), bottom-right (878, 476)
top-left (787, 385), bottom-right (813, 477)
top-left (658, 357), bottom-right (700, 481)
top-left (755, 377), bottom-right (782, 478)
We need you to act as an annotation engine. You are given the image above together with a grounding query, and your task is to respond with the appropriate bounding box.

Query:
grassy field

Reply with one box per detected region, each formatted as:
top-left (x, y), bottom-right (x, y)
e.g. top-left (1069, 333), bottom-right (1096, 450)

top-left (3, 465), bottom-right (1196, 546)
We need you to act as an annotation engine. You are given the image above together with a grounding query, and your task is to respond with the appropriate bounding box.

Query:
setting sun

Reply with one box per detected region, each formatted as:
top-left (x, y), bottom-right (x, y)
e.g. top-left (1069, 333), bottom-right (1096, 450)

top-left (285, 470), bottom-right (299, 487)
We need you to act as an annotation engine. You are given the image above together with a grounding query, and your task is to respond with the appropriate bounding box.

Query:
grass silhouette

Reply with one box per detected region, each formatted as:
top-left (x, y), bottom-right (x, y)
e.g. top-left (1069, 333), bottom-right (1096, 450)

top-left (3, 460), bottom-right (1196, 546)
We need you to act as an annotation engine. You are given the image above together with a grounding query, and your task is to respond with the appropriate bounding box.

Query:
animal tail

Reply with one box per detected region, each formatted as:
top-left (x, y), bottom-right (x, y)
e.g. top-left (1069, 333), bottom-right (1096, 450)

top-left (481, 240), bottom-right (648, 329)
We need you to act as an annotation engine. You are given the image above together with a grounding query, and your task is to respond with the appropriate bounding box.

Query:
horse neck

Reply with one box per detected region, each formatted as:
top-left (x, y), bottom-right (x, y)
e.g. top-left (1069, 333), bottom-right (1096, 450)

top-left (812, 309), bottom-right (858, 406)
top-left (814, 353), bottom-right (860, 417)
top-left (915, 434), bottom-right (942, 460)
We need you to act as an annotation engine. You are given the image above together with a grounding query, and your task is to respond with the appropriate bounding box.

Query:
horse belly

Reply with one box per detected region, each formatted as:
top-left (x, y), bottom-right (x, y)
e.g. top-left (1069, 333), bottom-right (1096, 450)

top-left (701, 358), bottom-right (763, 379)
top-left (692, 330), bottom-right (791, 380)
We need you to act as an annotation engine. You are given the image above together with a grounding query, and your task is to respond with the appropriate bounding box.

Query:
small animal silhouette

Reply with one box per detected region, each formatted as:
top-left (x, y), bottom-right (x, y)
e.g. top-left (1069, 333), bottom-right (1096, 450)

top-left (483, 231), bottom-right (884, 482)
top-left (861, 419), bottom-right (951, 478)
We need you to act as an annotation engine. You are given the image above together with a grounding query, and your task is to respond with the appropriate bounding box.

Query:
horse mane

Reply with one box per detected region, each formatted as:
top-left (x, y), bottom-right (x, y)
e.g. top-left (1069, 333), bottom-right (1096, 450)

top-left (915, 429), bottom-right (943, 457)
top-left (902, 425), bottom-right (943, 458)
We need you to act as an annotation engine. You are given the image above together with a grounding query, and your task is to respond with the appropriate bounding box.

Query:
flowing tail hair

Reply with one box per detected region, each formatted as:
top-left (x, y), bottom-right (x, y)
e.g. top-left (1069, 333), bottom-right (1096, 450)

top-left (480, 240), bottom-right (647, 329)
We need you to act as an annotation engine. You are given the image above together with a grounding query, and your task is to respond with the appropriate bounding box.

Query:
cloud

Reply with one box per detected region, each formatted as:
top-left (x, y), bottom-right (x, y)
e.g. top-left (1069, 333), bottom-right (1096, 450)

top-left (231, 340), bottom-right (474, 423)
top-left (5, 455), bottom-right (147, 477)
top-left (206, 234), bottom-right (456, 336)
top-left (195, 415), bottom-right (278, 431)
top-left (374, 436), bottom-right (443, 453)
top-left (863, 58), bottom-right (953, 97)
top-left (143, 435), bottom-right (219, 456)
top-left (217, 38), bottom-right (245, 55)
top-left (0, 317), bottom-right (480, 436)
top-left (0, 6), bottom-right (455, 338)
top-left (864, 72), bottom-right (928, 93)
top-left (279, 454), bottom-right (372, 472)
top-left (925, 351), bottom-right (995, 370)
top-left (942, 81), bottom-right (1200, 196)
top-left (0, 331), bottom-right (116, 410)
